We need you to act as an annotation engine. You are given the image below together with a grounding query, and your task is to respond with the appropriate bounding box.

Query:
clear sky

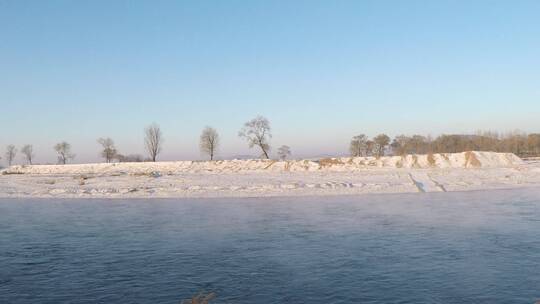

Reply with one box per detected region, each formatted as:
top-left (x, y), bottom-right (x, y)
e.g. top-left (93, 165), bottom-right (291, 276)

top-left (1, 0), bottom-right (539, 163)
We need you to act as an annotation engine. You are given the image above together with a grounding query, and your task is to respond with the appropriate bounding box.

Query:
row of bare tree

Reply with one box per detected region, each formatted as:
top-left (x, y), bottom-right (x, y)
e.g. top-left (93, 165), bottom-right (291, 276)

top-left (349, 131), bottom-right (540, 157)
top-left (145, 116), bottom-right (291, 162)
top-left (141, 117), bottom-right (290, 162)
top-left (2, 116), bottom-right (293, 166)
top-left (2, 142), bottom-right (75, 166)
top-left (2, 145), bottom-right (35, 166)
top-left (5, 122), bottom-right (538, 166)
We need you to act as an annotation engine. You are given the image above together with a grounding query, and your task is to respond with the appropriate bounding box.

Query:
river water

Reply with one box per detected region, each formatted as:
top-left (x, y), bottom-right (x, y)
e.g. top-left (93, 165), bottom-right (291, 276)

top-left (1, 189), bottom-right (539, 303)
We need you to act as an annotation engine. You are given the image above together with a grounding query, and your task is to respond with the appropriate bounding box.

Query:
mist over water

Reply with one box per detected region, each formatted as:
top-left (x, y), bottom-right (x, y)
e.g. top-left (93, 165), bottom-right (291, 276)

top-left (1, 189), bottom-right (539, 303)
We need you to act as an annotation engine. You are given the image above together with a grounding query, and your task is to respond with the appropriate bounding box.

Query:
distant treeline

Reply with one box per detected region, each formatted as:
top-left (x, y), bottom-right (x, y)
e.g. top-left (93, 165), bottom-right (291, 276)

top-left (350, 131), bottom-right (540, 158)
top-left (2, 117), bottom-right (540, 167)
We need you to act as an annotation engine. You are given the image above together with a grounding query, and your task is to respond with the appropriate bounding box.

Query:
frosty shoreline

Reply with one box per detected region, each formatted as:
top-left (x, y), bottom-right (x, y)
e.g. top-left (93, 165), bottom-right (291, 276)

top-left (1, 151), bottom-right (540, 198)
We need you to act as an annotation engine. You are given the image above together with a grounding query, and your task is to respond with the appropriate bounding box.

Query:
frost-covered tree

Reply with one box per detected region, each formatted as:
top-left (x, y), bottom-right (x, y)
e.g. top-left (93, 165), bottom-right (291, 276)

top-left (54, 142), bottom-right (75, 164)
top-left (144, 123), bottom-right (163, 162)
top-left (200, 126), bottom-right (219, 160)
top-left (349, 134), bottom-right (368, 157)
top-left (366, 140), bottom-right (375, 156)
top-left (277, 145), bottom-right (291, 160)
top-left (5, 145), bottom-right (17, 166)
top-left (97, 137), bottom-right (117, 163)
top-left (238, 116), bottom-right (271, 159)
top-left (21, 144), bottom-right (34, 165)
top-left (373, 134), bottom-right (390, 157)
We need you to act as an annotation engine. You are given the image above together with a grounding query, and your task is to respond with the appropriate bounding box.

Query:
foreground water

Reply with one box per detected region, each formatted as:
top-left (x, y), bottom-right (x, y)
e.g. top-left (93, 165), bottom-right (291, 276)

top-left (1, 189), bottom-right (539, 304)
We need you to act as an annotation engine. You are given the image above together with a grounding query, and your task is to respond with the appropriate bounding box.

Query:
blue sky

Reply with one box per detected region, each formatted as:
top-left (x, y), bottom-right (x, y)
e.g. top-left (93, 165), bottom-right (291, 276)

top-left (1, 0), bottom-right (539, 163)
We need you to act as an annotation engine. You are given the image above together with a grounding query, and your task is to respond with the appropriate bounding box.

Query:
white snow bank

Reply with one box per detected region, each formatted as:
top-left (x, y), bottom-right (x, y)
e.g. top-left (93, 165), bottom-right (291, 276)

top-left (1, 152), bottom-right (523, 176)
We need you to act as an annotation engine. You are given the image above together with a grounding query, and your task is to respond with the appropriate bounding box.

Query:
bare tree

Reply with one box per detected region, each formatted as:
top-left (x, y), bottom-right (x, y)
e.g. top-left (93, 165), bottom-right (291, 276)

top-left (21, 144), bottom-right (34, 165)
top-left (391, 135), bottom-right (432, 156)
top-left (373, 134), bottom-right (390, 157)
top-left (277, 145), bottom-right (291, 160)
top-left (97, 138), bottom-right (117, 163)
top-left (528, 134), bottom-right (540, 156)
top-left (349, 134), bottom-right (368, 157)
top-left (409, 135), bottom-right (431, 154)
top-left (390, 135), bottom-right (409, 156)
top-left (144, 123), bottom-right (163, 162)
top-left (5, 145), bottom-right (17, 166)
top-left (238, 116), bottom-right (272, 159)
top-left (200, 126), bottom-right (220, 160)
top-left (54, 142), bottom-right (75, 164)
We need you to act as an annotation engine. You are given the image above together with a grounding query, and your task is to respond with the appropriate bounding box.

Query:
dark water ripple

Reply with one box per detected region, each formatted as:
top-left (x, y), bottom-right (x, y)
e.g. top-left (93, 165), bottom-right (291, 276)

top-left (1, 189), bottom-right (540, 303)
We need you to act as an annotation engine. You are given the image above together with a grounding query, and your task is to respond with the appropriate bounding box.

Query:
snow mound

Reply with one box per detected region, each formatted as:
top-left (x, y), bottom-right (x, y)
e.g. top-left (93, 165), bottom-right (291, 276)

top-left (1, 151), bottom-right (523, 175)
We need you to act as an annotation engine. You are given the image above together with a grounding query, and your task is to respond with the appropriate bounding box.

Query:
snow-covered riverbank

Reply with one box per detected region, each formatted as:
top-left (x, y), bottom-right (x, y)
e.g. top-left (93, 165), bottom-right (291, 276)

top-left (1, 151), bottom-right (539, 198)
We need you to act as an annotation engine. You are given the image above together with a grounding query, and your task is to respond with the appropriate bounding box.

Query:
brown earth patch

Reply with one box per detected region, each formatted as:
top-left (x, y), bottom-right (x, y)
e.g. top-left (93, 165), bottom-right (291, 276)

top-left (284, 161), bottom-right (291, 171)
top-left (464, 151), bottom-right (481, 167)
top-left (263, 160), bottom-right (277, 170)
top-left (441, 153), bottom-right (450, 161)
top-left (427, 153), bottom-right (436, 167)
top-left (395, 157), bottom-right (404, 168)
top-left (319, 158), bottom-right (344, 167)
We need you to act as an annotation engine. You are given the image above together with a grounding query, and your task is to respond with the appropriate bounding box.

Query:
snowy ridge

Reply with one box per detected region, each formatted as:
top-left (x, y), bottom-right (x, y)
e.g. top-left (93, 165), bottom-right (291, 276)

top-left (0, 152), bottom-right (524, 176)
top-left (0, 151), bottom-right (538, 198)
